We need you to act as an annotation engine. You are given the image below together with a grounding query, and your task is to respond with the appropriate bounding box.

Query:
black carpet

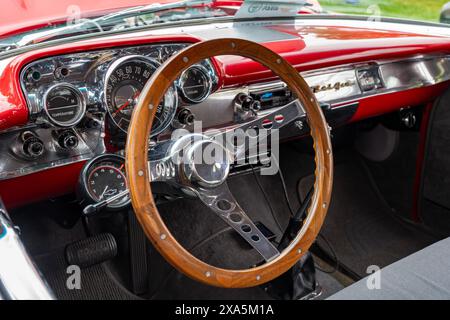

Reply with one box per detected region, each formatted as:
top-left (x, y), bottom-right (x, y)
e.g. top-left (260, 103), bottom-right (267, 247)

top-left (298, 152), bottom-right (438, 278)
top-left (148, 170), bottom-right (293, 299)
top-left (11, 200), bottom-right (140, 300)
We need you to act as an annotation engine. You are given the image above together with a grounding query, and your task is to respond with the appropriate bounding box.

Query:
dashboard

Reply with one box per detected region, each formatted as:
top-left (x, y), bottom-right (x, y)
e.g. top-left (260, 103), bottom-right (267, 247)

top-left (0, 45), bottom-right (449, 183)
top-left (1, 18), bottom-right (450, 208)
top-left (0, 43), bottom-right (218, 180)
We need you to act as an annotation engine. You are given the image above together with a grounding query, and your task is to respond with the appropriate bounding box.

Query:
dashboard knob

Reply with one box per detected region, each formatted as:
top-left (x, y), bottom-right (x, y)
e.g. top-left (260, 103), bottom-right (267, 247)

top-left (177, 108), bottom-right (195, 126)
top-left (250, 100), bottom-right (261, 112)
top-left (57, 130), bottom-right (79, 149)
top-left (240, 95), bottom-right (254, 112)
top-left (21, 132), bottom-right (44, 158)
top-left (235, 93), bottom-right (261, 114)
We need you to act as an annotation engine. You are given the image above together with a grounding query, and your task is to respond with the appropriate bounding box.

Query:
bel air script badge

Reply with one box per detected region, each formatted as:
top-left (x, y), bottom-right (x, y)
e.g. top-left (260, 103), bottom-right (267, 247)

top-left (310, 80), bottom-right (356, 94)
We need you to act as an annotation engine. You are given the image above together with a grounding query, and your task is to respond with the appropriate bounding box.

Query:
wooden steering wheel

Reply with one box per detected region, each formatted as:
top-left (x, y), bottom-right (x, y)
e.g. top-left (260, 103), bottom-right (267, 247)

top-left (125, 38), bottom-right (333, 288)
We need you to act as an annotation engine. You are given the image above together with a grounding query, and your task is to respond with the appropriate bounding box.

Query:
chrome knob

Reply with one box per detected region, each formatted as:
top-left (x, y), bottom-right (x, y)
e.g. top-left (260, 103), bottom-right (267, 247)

top-left (177, 108), bottom-right (195, 126)
top-left (21, 131), bottom-right (44, 158)
top-left (57, 130), bottom-right (79, 149)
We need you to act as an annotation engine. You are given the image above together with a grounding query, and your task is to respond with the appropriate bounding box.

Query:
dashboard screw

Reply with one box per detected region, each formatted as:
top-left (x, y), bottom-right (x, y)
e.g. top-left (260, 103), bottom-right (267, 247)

top-left (205, 271), bottom-right (211, 277)
top-left (160, 234), bottom-right (167, 240)
top-left (138, 170), bottom-right (144, 176)
top-left (183, 57), bottom-right (189, 63)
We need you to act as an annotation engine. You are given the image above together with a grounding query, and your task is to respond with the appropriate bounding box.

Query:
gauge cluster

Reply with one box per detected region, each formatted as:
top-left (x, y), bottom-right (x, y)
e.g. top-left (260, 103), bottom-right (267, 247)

top-left (20, 43), bottom-right (218, 139)
top-left (0, 43), bottom-right (219, 180)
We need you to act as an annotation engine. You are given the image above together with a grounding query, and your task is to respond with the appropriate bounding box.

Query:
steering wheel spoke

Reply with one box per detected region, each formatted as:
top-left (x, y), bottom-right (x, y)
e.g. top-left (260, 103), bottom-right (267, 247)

top-left (195, 183), bottom-right (280, 262)
top-left (209, 99), bottom-right (305, 161)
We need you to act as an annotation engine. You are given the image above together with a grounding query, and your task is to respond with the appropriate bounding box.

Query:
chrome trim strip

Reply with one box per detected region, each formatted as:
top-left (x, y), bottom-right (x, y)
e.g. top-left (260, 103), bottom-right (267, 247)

top-left (247, 55), bottom-right (450, 106)
top-left (0, 199), bottom-right (55, 300)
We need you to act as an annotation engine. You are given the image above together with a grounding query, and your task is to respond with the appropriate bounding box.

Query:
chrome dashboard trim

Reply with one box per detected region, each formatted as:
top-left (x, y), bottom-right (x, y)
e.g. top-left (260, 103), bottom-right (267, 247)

top-left (0, 121), bottom-right (106, 181)
top-left (247, 55), bottom-right (450, 107)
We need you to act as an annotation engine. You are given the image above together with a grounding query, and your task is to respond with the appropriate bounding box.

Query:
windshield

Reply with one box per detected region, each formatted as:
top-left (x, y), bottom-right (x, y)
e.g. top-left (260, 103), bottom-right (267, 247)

top-left (0, 0), bottom-right (448, 56)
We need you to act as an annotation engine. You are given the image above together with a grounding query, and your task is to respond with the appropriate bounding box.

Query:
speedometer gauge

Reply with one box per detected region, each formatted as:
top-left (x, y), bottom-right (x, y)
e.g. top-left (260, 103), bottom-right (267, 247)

top-left (104, 55), bottom-right (178, 136)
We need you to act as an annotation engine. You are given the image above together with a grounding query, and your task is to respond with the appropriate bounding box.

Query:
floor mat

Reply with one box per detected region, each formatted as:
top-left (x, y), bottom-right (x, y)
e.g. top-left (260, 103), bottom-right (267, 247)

top-left (298, 153), bottom-right (438, 277)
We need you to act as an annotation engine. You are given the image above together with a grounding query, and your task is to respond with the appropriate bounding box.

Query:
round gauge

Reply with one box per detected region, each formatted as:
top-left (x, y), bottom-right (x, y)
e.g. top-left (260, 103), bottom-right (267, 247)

top-left (178, 65), bottom-right (212, 104)
top-left (43, 84), bottom-right (86, 127)
top-left (80, 154), bottom-right (130, 210)
top-left (104, 55), bottom-right (178, 136)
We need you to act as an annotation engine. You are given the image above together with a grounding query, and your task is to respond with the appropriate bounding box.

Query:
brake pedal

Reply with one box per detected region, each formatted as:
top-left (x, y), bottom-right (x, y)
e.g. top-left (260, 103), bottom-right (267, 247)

top-left (65, 233), bottom-right (117, 268)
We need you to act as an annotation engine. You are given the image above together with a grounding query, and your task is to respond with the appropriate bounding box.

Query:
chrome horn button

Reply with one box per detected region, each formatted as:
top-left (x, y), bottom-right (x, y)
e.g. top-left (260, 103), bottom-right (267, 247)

top-left (183, 139), bottom-right (231, 188)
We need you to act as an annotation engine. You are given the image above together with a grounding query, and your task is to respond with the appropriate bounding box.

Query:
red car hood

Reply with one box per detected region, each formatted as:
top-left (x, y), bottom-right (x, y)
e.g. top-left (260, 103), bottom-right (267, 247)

top-left (0, 0), bottom-right (321, 39)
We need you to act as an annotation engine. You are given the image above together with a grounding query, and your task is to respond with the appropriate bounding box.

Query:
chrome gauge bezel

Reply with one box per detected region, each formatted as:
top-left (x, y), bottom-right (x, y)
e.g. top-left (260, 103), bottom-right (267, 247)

top-left (178, 64), bottom-right (213, 104)
top-left (103, 54), bottom-right (178, 136)
top-left (79, 154), bottom-right (131, 211)
top-left (42, 83), bottom-right (86, 127)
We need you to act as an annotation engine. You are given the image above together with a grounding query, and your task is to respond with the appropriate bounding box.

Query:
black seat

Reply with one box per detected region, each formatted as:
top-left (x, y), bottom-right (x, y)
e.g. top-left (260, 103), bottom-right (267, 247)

top-left (328, 237), bottom-right (450, 300)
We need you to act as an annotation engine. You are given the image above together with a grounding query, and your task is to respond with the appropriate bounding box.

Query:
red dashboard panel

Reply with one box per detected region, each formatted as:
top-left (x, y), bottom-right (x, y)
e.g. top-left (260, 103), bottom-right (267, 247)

top-left (0, 161), bottom-right (85, 208)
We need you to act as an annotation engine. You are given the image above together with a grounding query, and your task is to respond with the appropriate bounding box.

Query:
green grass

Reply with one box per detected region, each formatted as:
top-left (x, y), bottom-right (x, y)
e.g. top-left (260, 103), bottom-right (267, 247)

top-left (320, 0), bottom-right (448, 23)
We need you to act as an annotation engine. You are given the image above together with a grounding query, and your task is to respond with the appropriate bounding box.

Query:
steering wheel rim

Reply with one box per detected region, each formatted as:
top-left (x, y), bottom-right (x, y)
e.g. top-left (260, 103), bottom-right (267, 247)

top-left (125, 38), bottom-right (333, 288)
